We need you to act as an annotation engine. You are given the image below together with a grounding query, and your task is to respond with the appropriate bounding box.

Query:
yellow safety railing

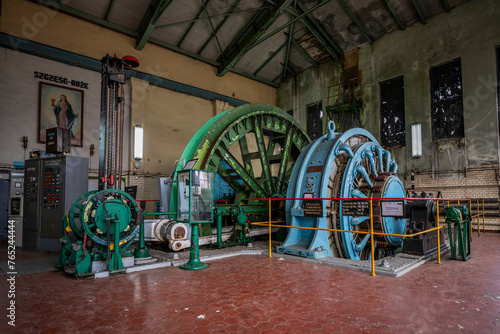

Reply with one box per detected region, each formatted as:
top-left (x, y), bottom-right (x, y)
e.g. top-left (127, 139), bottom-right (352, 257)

top-left (250, 197), bottom-right (457, 276)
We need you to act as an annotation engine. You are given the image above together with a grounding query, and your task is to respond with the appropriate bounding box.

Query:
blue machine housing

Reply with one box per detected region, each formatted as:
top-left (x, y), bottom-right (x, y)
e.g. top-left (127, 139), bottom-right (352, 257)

top-left (277, 121), bottom-right (407, 261)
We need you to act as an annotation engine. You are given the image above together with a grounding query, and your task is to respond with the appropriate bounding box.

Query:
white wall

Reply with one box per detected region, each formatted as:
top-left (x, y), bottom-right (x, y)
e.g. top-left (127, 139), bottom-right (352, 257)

top-left (0, 47), bottom-right (130, 171)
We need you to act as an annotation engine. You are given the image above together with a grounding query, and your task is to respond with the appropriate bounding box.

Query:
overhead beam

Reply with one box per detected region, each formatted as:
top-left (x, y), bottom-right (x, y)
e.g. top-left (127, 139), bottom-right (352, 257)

top-left (282, 22), bottom-right (294, 82)
top-left (197, 0), bottom-right (243, 54)
top-left (295, 1), bottom-right (342, 60)
top-left (382, 0), bottom-right (405, 30)
top-left (266, 0), bottom-right (342, 60)
top-left (217, 0), bottom-right (295, 77)
top-left (136, 0), bottom-right (173, 51)
top-left (410, 0), bottom-right (427, 24)
top-left (290, 37), bottom-right (318, 68)
top-left (32, 0), bottom-right (138, 37)
top-left (441, 0), bottom-right (451, 12)
top-left (105, 0), bottom-right (117, 21)
top-left (248, 0), bottom-right (334, 52)
top-left (253, 41), bottom-right (287, 75)
top-left (177, 0), bottom-right (211, 47)
top-left (201, 0), bottom-right (225, 58)
top-left (337, 0), bottom-right (372, 43)
top-left (28, 0), bottom-right (279, 87)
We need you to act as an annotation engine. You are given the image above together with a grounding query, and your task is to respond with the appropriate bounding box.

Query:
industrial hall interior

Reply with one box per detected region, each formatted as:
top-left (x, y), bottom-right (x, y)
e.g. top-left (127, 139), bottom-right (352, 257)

top-left (1, 0), bottom-right (500, 333)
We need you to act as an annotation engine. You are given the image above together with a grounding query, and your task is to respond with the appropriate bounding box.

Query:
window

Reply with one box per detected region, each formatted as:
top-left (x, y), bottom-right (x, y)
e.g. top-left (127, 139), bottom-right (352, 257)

top-left (430, 58), bottom-right (464, 140)
top-left (307, 102), bottom-right (323, 141)
top-left (380, 76), bottom-right (405, 147)
top-left (497, 47), bottom-right (500, 132)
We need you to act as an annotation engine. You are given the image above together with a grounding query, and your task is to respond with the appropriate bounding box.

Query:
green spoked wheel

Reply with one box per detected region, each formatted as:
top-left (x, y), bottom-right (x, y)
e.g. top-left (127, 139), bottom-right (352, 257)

top-left (171, 104), bottom-right (310, 211)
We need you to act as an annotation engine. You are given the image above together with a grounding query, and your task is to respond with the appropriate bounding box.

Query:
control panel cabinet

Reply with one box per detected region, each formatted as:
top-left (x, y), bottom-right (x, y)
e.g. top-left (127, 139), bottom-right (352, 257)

top-left (23, 156), bottom-right (88, 251)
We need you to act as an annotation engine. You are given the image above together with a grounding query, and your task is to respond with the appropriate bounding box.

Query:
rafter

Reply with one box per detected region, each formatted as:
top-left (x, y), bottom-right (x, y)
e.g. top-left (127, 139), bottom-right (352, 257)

top-left (410, 0), bottom-right (427, 24)
top-left (337, 0), bottom-right (371, 43)
top-left (105, 0), bottom-right (117, 21)
top-left (197, 0), bottom-right (243, 54)
top-left (295, 1), bottom-right (342, 60)
top-left (136, 0), bottom-right (173, 51)
top-left (217, 0), bottom-right (295, 77)
top-left (266, 0), bottom-right (342, 60)
top-left (32, 0), bottom-right (137, 36)
top-left (247, 0), bottom-right (334, 52)
top-left (282, 22), bottom-right (294, 82)
top-left (441, 0), bottom-right (451, 12)
top-left (290, 37), bottom-right (318, 68)
top-left (253, 41), bottom-right (288, 75)
top-left (382, 0), bottom-right (405, 30)
top-left (177, 0), bottom-right (212, 47)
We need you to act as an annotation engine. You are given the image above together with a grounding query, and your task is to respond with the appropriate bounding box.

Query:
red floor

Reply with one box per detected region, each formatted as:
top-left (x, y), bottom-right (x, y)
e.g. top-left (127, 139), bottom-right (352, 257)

top-left (1, 234), bottom-right (500, 334)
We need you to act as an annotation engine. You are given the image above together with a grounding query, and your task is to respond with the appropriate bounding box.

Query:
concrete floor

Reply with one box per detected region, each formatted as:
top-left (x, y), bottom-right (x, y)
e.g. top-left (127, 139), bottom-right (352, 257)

top-left (1, 234), bottom-right (499, 333)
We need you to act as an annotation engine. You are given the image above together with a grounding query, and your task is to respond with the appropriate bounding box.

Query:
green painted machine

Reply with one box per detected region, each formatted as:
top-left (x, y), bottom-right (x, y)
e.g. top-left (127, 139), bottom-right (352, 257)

top-left (57, 189), bottom-right (148, 276)
top-left (165, 103), bottom-right (311, 246)
top-left (445, 205), bottom-right (471, 261)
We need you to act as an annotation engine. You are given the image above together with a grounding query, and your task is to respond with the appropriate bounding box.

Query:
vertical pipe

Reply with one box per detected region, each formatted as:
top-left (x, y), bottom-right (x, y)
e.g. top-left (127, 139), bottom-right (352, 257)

top-left (268, 198), bottom-right (272, 258)
top-left (482, 198), bottom-right (485, 233)
top-left (99, 58), bottom-right (109, 191)
top-left (370, 198), bottom-right (375, 276)
top-left (217, 213), bottom-right (223, 246)
top-left (114, 219), bottom-right (121, 269)
top-left (437, 199), bottom-right (440, 264)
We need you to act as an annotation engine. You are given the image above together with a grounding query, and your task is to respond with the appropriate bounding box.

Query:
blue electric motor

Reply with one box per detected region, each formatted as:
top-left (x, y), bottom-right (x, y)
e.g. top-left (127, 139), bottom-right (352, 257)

top-left (277, 121), bottom-right (407, 260)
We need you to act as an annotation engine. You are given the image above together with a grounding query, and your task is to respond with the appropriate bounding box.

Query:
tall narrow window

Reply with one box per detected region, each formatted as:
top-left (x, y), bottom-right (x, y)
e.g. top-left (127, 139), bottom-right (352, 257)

top-left (497, 47), bottom-right (500, 132)
top-left (430, 58), bottom-right (464, 140)
top-left (380, 76), bottom-right (405, 147)
top-left (307, 102), bottom-right (323, 141)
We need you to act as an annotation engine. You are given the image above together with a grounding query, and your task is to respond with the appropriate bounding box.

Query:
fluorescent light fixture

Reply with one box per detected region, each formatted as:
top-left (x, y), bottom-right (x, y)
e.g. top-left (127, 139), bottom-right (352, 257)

top-left (411, 122), bottom-right (422, 158)
top-left (134, 125), bottom-right (143, 160)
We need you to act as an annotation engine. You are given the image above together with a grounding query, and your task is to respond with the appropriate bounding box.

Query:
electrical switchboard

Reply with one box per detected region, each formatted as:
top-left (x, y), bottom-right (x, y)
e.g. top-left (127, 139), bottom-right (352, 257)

top-left (23, 156), bottom-right (88, 251)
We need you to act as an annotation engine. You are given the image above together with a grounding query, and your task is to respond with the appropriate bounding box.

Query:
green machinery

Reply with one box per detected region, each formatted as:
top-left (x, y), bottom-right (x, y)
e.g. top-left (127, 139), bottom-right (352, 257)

top-left (445, 205), bottom-right (471, 261)
top-left (57, 189), bottom-right (149, 276)
top-left (159, 103), bottom-right (311, 249)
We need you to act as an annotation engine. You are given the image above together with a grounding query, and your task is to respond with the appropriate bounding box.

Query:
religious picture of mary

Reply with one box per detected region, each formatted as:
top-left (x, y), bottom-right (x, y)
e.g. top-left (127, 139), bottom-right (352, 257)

top-left (38, 82), bottom-right (84, 146)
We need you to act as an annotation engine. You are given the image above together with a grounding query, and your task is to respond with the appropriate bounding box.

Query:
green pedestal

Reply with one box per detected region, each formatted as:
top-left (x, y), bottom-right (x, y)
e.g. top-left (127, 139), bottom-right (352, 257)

top-left (134, 222), bottom-right (150, 258)
top-left (181, 223), bottom-right (208, 270)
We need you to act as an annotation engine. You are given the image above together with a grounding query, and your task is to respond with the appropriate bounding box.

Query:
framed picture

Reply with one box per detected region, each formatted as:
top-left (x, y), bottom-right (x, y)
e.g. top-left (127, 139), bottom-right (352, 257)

top-left (38, 82), bottom-right (84, 147)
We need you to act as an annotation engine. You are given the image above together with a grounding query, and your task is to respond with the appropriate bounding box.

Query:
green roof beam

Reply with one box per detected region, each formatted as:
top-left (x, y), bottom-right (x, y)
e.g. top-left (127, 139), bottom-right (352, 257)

top-left (105, 0), bottom-right (117, 21)
top-left (31, 0), bottom-right (138, 37)
top-left (197, 0), bottom-right (243, 54)
top-left (282, 22), bottom-right (294, 82)
top-left (253, 41), bottom-right (288, 75)
top-left (294, 1), bottom-right (342, 60)
top-left (410, 0), bottom-right (427, 24)
top-left (177, 0), bottom-right (212, 47)
top-left (337, 0), bottom-right (372, 43)
top-left (217, 0), bottom-right (295, 76)
top-left (136, 0), bottom-right (173, 51)
top-left (246, 0), bottom-right (333, 53)
top-left (441, 0), bottom-right (451, 12)
top-left (290, 37), bottom-right (318, 68)
top-left (382, 0), bottom-right (405, 30)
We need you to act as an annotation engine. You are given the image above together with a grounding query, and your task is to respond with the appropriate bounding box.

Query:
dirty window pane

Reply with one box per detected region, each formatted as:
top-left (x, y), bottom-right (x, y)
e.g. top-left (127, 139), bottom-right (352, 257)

top-left (497, 47), bottom-right (500, 127)
top-left (430, 59), bottom-right (464, 140)
top-left (307, 102), bottom-right (323, 141)
top-left (380, 76), bottom-right (405, 147)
